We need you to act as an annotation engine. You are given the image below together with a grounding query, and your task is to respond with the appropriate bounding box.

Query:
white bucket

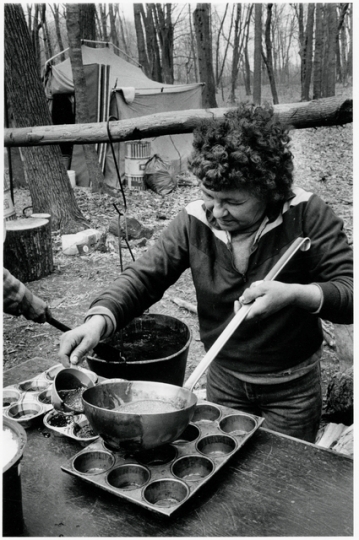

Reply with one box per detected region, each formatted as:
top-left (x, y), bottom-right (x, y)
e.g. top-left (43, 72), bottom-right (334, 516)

top-left (67, 170), bottom-right (76, 188)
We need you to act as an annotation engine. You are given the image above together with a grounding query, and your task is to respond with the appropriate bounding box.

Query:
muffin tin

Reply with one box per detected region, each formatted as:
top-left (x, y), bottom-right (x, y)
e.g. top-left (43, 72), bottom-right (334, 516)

top-left (3, 364), bottom-right (98, 433)
top-left (61, 401), bottom-right (263, 516)
top-left (43, 409), bottom-right (99, 446)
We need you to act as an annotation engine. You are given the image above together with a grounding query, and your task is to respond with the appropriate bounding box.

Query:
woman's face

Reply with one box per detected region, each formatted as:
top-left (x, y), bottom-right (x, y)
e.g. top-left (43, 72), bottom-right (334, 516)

top-left (201, 184), bottom-right (267, 233)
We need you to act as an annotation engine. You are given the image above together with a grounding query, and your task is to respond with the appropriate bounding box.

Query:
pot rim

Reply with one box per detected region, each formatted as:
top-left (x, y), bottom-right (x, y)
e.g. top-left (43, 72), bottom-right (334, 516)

top-left (88, 315), bottom-right (192, 366)
top-left (2, 417), bottom-right (27, 473)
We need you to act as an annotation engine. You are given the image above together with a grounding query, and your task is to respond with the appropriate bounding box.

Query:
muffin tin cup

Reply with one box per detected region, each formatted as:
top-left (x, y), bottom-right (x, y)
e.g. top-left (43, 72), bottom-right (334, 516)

top-left (43, 409), bottom-right (99, 445)
top-left (61, 401), bottom-right (264, 516)
top-left (3, 364), bottom-right (99, 438)
top-left (6, 400), bottom-right (45, 429)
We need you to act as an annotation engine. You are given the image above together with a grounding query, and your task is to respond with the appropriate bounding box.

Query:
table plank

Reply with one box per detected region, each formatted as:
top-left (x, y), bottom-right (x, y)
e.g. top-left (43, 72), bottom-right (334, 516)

top-left (18, 426), bottom-right (352, 537)
top-left (5, 358), bottom-right (353, 537)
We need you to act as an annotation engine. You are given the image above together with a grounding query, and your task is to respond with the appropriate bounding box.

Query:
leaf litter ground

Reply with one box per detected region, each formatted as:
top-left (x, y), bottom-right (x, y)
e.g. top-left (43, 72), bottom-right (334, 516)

top-left (3, 124), bottom-right (353, 416)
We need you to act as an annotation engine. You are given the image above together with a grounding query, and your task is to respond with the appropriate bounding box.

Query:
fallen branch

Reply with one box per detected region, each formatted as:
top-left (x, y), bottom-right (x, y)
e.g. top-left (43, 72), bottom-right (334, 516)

top-left (171, 297), bottom-right (197, 314)
top-left (4, 97), bottom-right (352, 148)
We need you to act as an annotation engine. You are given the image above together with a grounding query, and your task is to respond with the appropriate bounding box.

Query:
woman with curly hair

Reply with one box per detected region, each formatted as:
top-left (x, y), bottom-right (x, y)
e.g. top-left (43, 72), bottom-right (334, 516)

top-left (59, 103), bottom-right (352, 443)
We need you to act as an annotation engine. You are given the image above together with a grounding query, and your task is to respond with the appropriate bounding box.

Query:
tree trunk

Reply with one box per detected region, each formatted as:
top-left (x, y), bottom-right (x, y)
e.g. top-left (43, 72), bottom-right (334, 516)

top-left (116, 5), bottom-right (129, 57)
top-left (4, 218), bottom-right (53, 282)
top-left (5, 97), bottom-right (352, 149)
top-left (51, 4), bottom-right (66, 62)
top-left (302, 4), bottom-right (315, 101)
top-left (313, 3), bottom-right (324, 99)
top-left (29, 4), bottom-right (42, 77)
top-left (99, 4), bottom-right (109, 42)
top-left (133, 4), bottom-right (151, 77)
top-left (79, 4), bottom-right (97, 42)
top-left (340, 21), bottom-right (348, 85)
top-left (229, 4), bottom-right (241, 104)
top-left (151, 4), bottom-right (174, 84)
top-left (243, 16), bottom-right (252, 96)
top-left (263, 4), bottom-right (279, 105)
top-left (188, 4), bottom-right (198, 82)
top-left (4, 3), bottom-right (88, 233)
top-left (41, 5), bottom-right (53, 62)
top-left (66, 3), bottom-right (105, 193)
top-left (144, 5), bottom-right (163, 83)
top-left (347, 6), bottom-right (352, 81)
top-left (109, 4), bottom-right (120, 55)
top-left (193, 3), bottom-right (217, 108)
top-left (323, 4), bottom-right (337, 97)
top-left (253, 4), bottom-right (262, 105)
top-left (297, 4), bottom-right (305, 93)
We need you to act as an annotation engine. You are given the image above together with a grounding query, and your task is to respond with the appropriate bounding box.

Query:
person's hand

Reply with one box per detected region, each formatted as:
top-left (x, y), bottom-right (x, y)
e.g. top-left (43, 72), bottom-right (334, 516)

top-left (58, 315), bottom-right (106, 367)
top-left (234, 281), bottom-right (294, 321)
top-left (29, 296), bottom-right (52, 323)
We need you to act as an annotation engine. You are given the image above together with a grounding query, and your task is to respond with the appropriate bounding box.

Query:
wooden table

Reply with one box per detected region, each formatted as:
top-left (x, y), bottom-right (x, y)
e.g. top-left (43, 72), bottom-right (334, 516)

top-left (4, 357), bottom-right (353, 537)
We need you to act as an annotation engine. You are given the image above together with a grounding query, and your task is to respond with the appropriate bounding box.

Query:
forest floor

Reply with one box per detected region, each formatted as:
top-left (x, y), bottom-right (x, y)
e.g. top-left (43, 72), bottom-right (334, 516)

top-left (3, 118), bottom-right (353, 421)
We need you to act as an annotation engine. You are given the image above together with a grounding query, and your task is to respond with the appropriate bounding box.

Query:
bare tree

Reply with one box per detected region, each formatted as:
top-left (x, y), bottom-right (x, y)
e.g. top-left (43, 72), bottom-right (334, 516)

top-left (99, 4), bottom-right (109, 41)
top-left (323, 3), bottom-right (337, 97)
top-left (313, 4), bottom-right (324, 99)
top-left (193, 3), bottom-right (217, 108)
top-left (108, 4), bottom-right (120, 55)
top-left (253, 3), bottom-right (262, 105)
top-left (66, 3), bottom-right (105, 193)
top-left (133, 4), bottom-right (151, 77)
top-left (26, 4), bottom-right (41, 76)
top-left (4, 3), bottom-right (88, 232)
top-left (150, 4), bottom-right (174, 84)
top-left (49, 4), bottom-right (66, 62)
top-left (188, 3), bottom-right (198, 82)
top-left (303, 4), bottom-right (315, 100)
top-left (79, 4), bottom-right (97, 43)
top-left (262, 4), bottom-right (279, 104)
top-left (229, 4), bottom-right (242, 104)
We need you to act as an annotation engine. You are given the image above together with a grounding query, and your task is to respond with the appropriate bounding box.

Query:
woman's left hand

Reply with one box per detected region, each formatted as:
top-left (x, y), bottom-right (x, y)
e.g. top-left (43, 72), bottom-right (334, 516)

top-left (234, 281), bottom-right (294, 320)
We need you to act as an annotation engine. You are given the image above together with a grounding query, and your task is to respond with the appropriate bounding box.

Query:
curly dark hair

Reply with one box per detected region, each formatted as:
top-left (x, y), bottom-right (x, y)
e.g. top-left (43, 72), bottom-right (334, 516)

top-left (189, 102), bottom-right (294, 205)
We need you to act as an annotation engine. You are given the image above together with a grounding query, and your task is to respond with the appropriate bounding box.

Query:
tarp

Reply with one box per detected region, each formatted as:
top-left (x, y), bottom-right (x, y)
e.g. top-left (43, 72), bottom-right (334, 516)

top-left (44, 45), bottom-right (203, 189)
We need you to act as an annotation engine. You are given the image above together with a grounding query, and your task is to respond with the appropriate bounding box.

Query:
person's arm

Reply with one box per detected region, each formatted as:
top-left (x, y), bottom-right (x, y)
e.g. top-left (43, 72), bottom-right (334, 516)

top-left (236, 195), bottom-right (353, 323)
top-left (236, 281), bottom-right (323, 320)
top-left (3, 268), bottom-right (51, 323)
top-left (58, 210), bottom-right (191, 365)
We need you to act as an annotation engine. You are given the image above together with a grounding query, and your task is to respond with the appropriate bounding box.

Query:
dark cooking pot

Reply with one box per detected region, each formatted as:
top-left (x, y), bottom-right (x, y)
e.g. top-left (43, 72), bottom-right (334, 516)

top-left (87, 314), bottom-right (191, 386)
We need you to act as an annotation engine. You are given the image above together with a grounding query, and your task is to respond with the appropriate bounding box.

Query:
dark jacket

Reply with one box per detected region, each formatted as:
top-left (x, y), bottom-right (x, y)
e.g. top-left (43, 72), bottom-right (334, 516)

top-left (88, 187), bottom-right (353, 375)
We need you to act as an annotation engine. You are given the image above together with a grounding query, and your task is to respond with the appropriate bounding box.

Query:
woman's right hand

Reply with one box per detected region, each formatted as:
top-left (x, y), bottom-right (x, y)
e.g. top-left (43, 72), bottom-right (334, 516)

top-left (58, 315), bottom-right (107, 367)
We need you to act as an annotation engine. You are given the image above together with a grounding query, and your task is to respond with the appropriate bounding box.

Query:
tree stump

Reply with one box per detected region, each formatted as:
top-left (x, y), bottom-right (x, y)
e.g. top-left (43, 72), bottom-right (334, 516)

top-left (4, 217), bottom-right (53, 282)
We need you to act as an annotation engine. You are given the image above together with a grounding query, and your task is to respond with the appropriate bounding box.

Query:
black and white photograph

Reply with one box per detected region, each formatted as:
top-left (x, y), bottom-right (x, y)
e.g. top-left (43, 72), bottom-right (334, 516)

top-left (3, 2), bottom-right (353, 537)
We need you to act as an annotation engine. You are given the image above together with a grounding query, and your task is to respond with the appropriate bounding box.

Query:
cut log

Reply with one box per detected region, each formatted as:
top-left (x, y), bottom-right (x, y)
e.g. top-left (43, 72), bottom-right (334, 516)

top-left (4, 97), bottom-right (352, 148)
top-left (323, 366), bottom-right (353, 425)
top-left (4, 217), bottom-right (54, 282)
top-left (332, 323), bottom-right (353, 370)
top-left (316, 423), bottom-right (353, 457)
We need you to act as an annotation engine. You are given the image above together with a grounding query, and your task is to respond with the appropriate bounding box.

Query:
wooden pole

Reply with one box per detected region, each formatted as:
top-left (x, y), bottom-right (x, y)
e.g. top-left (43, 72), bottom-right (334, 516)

top-left (4, 97), bottom-right (352, 148)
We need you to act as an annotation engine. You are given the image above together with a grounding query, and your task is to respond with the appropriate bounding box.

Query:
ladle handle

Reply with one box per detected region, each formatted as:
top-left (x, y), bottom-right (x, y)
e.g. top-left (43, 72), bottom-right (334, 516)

top-left (184, 236), bottom-right (311, 392)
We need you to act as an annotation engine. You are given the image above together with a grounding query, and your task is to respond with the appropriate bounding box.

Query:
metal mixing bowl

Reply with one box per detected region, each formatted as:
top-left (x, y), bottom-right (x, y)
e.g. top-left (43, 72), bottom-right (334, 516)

top-left (82, 380), bottom-right (197, 453)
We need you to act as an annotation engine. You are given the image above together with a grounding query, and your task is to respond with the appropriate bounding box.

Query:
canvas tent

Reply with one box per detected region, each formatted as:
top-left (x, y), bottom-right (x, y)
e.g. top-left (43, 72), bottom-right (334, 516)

top-left (44, 45), bottom-right (204, 189)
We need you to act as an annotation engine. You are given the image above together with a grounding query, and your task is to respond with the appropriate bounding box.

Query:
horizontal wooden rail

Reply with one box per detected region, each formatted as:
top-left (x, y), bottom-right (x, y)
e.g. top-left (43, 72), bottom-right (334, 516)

top-left (4, 96), bottom-right (352, 148)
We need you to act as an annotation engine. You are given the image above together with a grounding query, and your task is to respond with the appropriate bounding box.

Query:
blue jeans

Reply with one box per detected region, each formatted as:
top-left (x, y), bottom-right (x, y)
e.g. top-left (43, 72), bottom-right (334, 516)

top-left (206, 361), bottom-right (322, 443)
